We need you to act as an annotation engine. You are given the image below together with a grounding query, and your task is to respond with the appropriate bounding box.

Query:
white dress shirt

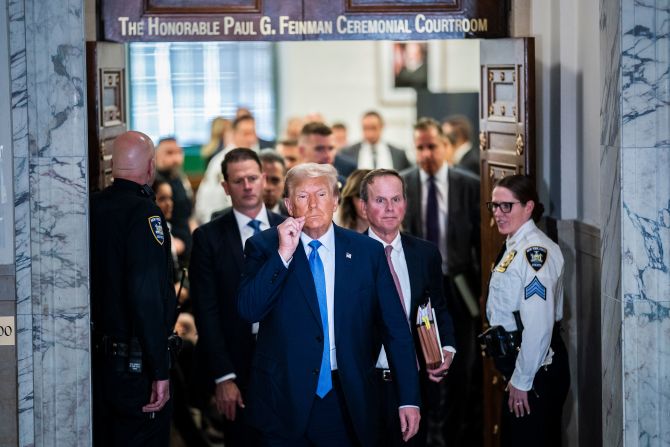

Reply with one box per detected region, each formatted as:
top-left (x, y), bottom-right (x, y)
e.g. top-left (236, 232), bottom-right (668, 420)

top-left (368, 229), bottom-right (412, 369)
top-left (357, 141), bottom-right (395, 169)
top-left (215, 205), bottom-right (270, 384)
top-left (419, 164), bottom-right (449, 274)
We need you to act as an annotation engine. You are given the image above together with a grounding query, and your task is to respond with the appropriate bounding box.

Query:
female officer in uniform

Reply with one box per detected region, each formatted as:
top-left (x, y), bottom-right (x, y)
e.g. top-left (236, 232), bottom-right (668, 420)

top-left (485, 175), bottom-right (570, 447)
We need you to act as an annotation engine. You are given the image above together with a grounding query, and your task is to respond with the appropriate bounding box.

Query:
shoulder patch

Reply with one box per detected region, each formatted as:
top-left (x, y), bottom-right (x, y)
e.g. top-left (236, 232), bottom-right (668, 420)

top-left (148, 216), bottom-right (165, 245)
top-left (524, 276), bottom-right (547, 300)
top-left (525, 246), bottom-right (548, 271)
top-left (495, 249), bottom-right (517, 273)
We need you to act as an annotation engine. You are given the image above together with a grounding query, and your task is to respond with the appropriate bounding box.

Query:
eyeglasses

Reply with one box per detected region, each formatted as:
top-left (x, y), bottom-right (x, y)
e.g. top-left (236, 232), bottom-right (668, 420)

top-left (486, 201), bottom-right (521, 213)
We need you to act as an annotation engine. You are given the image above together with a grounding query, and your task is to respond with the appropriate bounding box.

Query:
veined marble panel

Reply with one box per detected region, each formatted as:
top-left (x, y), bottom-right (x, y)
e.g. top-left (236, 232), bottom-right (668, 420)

top-left (601, 143), bottom-right (623, 447)
top-left (600, 0), bottom-right (621, 148)
top-left (621, 0), bottom-right (670, 148)
top-left (30, 156), bottom-right (89, 315)
top-left (9, 0), bottom-right (91, 444)
top-left (23, 0), bottom-right (86, 158)
top-left (621, 146), bottom-right (670, 446)
top-left (31, 313), bottom-right (91, 445)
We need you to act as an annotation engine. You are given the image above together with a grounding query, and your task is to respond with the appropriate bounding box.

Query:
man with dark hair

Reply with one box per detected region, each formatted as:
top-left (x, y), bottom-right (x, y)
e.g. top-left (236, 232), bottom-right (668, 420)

top-left (196, 115), bottom-right (273, 224)
top-left (276, 139), bottom-right (300, 171)
top-left (190, 148), bottom-right (285, 447)
top-left (332, 122), bottom-right (349, 150)
top-left (299, 121), bottom-right (357, 180)
top-left (342, 111), bottom-right (411, 171)
top-left (360, 168), bottom-right (456, 447)
top-left (403, 117), bottom-right (482, 446)
top-left (442, 115), bottom-right (478, 175)
top-left (258, 149), bottom-right (288, 216)
top-left (156, 137), bottom-right (195, 262)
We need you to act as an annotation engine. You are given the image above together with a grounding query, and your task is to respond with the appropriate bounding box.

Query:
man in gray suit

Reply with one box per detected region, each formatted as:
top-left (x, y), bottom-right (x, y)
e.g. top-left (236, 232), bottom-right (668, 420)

top-left (341, 111), bottom-right (411, 171)
top-left (401, 117), bottom-right (481, 447)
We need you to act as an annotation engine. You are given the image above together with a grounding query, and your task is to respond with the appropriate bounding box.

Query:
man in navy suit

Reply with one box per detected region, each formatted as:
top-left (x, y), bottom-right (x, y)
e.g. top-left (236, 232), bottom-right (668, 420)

top-left (360, 169), bottom-right (456, 446)
top-left (402, 118), bottom-right (481, 446)
top-left (238, 163), bottom-right (421, 446)
top-left (190, 148), bottom-right (285, 446)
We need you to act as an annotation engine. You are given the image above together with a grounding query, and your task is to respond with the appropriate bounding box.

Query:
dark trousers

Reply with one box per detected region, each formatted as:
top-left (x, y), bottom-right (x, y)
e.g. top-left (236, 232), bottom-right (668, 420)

top-left (93, 357), bottom-right (172, 447)
top-left (378, 370), bottom-right (428, 447)
top-left (221, 401), bottom-right (262, 447)
top-left (442, 275), bottom-right (483, 447)
top-left (261, 373), bottom-right (359, 447)
top-left (500, 328), bottom-right (570, 447)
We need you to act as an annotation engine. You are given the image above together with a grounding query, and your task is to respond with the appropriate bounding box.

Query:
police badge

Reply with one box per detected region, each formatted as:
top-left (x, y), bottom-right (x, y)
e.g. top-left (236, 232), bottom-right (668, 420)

top-left (148, 216), bottom-right (165, 245)
top-left (525, 246), bottom-right (547, 271)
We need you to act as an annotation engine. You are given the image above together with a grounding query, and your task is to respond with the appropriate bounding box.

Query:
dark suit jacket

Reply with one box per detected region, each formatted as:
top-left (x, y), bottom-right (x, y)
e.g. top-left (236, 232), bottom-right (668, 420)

top-left (457, 146), bottom-right (480, 175)
top-left (341, 142), bottom-right (412, 171)
top-left (189, 209), bottom-right (285, 387)
top-left (367, 231), bottom-right (456, 358)
top-left (333, 153), bottom-right (357, 178)
top-left (401, 166), bottom-right (480, 293)
top-left (238, 225), bottom-right (420, 445)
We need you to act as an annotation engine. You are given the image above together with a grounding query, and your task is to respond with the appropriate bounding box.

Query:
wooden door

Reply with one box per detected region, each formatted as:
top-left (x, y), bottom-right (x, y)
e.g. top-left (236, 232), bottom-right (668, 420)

top-left (478, 37), bottom-right (535, 447)
top-left (86, 42), bottom-right (127, 192)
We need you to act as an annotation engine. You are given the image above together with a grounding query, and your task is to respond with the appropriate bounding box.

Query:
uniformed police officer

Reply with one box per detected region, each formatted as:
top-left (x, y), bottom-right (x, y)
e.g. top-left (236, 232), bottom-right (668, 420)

top-left (485, 175), bottom-right (570, 447)
top-left (91, 131), bottom-right (178, 446)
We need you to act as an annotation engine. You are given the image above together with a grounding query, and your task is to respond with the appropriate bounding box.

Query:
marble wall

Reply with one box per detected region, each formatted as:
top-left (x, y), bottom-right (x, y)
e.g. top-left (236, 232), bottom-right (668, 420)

top-left (602, 0), bottom-right (670, 445)
top-left (9, 0), bottom-right (92, 445)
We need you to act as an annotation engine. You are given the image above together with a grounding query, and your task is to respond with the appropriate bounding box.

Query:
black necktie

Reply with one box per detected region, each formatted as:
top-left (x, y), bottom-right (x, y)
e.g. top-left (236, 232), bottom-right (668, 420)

top-left (493, 240), bottom-right (507, 267)
top-left (425, 176), bottom-right (439, 246)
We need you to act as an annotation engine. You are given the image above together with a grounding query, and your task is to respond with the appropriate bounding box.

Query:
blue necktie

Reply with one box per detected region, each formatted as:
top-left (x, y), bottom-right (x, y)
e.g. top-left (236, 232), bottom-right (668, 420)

top-left (308, 240), bottom-right (332, 398)
top-left (425, 176), bottom-right (439, 246)
top-left (247, 219), bottom-right (262, 235)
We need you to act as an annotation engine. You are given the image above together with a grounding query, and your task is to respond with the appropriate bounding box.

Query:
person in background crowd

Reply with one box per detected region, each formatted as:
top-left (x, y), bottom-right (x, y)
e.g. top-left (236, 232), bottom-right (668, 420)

top-left (190, 149), bottom-right (286, 447)
top-left (237, 163), bottom-right (421, 446)
top-left (156, 137), bottom-right (196, 263)
top-left (276, 139), bottom-right (301, 171)
top-left (283, 116), bottom-right (305, 140)
top-left (341, 111), bottom-right (411, 171)
top-left (332, 122), bottom-right (349, 150)
top-left (360, 169), bottom-right (456, 447)
top-left (201, 117), bottom-right (233, 165)
top-left (299, 121), bottom-right (356, 181)
top-left (152, 178), bottom-right (188, 307)
top-left (259, 149), bottom-right (288, 216)
top-left (442, 115), bottom-right (478, 175)
top-left (196, 114), bottom-right (273, 224)
top-left (402, 117), bottom-right (481, 447)
top-left (485, 175), bottom-right (570, 447)
top-left (91, 131), bottom-right (177, 447)
top-left (337, 168), bottom-right (371, 232)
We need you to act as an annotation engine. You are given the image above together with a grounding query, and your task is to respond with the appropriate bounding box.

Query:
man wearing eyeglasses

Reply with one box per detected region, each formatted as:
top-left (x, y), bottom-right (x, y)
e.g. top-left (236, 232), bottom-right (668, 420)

top-left (401, 117), bottom-right (481, 447)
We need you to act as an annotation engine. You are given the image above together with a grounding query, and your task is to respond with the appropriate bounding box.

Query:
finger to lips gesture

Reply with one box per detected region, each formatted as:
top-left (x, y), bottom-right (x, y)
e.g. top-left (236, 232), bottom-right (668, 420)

top-left (278, 216), bottom-right (305, 261)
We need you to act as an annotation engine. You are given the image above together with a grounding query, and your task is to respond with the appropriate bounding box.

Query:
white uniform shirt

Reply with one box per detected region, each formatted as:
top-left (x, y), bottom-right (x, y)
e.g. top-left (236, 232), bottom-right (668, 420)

top-left (486, 219), bottom-right (564, 391)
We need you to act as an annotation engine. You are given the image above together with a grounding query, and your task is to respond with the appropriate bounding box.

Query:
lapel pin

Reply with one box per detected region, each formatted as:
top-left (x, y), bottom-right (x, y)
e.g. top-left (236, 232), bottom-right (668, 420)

top-left (346, 252), bottom-right (352, 259)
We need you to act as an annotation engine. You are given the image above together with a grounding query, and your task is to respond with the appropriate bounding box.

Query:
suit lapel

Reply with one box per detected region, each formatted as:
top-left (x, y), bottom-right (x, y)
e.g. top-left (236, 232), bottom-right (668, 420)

top-left (401, 234), bottom-right (423, 321)
top-left (221, 212), bottom-right (244, 270)
top-left (407, 169), bottom-right (422, 236)
top-left (292, 239), bottom-right (322, 325)
top-left (333, 226), bottom-right (353, 343)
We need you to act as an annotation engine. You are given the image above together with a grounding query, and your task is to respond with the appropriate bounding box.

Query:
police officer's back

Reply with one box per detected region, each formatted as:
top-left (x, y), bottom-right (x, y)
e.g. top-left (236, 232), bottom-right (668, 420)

top-left (90, 131), bottom-right (177, 447)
